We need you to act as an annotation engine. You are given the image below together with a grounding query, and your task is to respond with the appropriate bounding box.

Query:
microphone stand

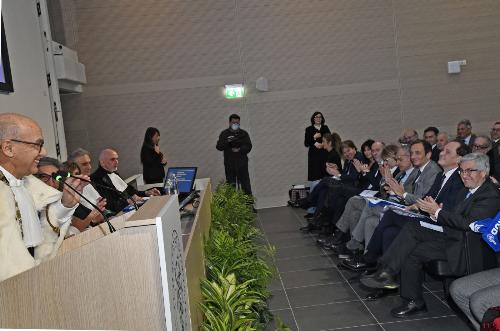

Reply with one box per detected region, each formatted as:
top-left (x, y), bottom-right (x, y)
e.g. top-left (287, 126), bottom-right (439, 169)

top-left (58, 179), bottom-right (116, 233)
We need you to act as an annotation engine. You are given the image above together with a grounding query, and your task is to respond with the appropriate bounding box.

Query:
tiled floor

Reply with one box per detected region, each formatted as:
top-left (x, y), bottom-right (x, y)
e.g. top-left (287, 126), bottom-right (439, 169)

top-left (257, 206), bottom-right (473, 331)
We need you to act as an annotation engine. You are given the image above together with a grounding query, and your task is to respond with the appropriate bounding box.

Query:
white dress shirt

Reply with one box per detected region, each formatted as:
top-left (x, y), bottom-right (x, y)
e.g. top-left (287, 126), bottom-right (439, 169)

top-left (108, 173), bottom-right (128, 192)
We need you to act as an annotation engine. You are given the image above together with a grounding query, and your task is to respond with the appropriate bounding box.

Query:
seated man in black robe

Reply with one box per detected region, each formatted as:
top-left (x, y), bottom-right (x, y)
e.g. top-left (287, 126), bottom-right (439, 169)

top-left (91, 149), bottom-right (160, 214)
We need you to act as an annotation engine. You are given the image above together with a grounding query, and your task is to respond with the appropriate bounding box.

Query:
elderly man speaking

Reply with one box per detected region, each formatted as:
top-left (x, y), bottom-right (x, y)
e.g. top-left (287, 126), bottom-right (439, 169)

top-left (0, 113), bottom-right (87, 282)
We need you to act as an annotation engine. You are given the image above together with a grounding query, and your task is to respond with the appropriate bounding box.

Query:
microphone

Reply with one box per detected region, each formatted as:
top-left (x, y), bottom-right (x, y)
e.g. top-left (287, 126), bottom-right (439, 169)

top-left (52, 171), bottom-right (138, 211)
top-left (49, 172), bottom-right (116, 233)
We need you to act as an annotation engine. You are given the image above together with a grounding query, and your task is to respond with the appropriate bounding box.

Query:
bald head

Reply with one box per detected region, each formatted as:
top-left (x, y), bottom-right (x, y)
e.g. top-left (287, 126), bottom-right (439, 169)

top-left (99, 149), bottom-right (119, 172)
top-left (0, 113), bottom-right (40, 140)
top-left (0, 113), bottom-right (46, 178)
top-left (399, 128), bottom-right (419, 145)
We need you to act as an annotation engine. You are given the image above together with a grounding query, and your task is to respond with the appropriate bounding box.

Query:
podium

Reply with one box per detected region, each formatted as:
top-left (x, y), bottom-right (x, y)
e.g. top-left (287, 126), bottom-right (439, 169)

top-left (0, 179), bottom-right (212, 331)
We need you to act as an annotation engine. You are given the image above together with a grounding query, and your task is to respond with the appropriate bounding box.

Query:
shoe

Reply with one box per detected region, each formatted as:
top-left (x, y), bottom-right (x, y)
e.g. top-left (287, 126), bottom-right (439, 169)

top-left (316, 237), bottom-right (332, 246)
top-left (303, 213), bottom-right (314, 220)
top-left (331, 230), bottom-right (350, 246)
top-left (360, 268), bottom-right (399, 289)
top-left (390, 299), bottom-right (427, 318)
top-left (341, 254), bottom-right (375, 271)
top-left (364, 288), bottom-right (397, 301)
top-left (330, 244), bottom-right (354, 259)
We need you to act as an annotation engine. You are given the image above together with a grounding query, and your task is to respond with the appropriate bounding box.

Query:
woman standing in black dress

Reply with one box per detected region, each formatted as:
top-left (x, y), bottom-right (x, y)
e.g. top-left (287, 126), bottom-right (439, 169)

top-left (141, 127), bottom-right (168, 184)
top-left (304, 112), bottom-right (331, 181)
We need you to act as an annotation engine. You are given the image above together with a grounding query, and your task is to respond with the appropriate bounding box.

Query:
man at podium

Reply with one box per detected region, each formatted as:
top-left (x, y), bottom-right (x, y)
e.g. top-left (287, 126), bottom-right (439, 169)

top-left (0, 113), bottom-right (88, 282)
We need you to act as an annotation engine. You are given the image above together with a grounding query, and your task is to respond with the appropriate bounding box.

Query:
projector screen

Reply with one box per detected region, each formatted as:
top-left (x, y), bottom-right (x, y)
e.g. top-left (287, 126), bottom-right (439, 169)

top-left (0, 0), bottom-right (14, 93)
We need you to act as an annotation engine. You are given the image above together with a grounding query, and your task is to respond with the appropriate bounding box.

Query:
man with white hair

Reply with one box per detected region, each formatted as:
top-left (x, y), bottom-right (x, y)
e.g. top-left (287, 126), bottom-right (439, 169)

top-left (0, 113), bottom-right (87, 282)
top-left (362, 153), bottom-right (500, 318)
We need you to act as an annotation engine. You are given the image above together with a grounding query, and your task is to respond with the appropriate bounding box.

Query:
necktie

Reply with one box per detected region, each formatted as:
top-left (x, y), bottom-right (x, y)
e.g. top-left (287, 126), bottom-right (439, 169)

top-left (435, 173), bottom-right (447, 199)
top-left (412, 169), bottom-right (422, 185)
top-left (465, 191), bottom-right (473, 199)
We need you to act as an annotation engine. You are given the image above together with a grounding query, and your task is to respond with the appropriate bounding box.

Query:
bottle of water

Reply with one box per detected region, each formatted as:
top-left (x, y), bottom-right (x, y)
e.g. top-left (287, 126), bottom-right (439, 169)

top-left (172, 174), bottom-right (179, 195)
top-left (165, 176), bottom-right (173, 195)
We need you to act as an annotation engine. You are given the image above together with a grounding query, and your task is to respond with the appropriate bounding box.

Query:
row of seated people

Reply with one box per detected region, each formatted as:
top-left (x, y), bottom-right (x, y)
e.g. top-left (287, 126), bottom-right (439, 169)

top-left (35, 148), bottom-right (161, 236)
top-left (298, 120), bottom-right (500, 328)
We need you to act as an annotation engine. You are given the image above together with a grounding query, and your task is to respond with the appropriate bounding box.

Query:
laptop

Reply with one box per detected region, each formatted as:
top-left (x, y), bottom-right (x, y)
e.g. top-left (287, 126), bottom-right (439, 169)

top-left (163, 167), bottom-right (198, 200)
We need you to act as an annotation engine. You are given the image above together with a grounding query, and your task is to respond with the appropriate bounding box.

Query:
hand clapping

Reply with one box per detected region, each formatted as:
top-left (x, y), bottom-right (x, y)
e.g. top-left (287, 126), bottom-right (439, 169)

top-left (416, 196), bottom-right (442, 215)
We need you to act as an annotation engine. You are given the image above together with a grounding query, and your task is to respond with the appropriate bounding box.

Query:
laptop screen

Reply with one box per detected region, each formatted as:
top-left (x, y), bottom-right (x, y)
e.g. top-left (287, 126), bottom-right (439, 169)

top-left (164, 167), bottom-right (197, 193)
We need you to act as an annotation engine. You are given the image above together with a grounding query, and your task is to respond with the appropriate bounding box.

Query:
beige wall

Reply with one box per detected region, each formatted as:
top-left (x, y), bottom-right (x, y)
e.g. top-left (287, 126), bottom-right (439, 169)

top-left (58, 0), bottom-right (500, 208)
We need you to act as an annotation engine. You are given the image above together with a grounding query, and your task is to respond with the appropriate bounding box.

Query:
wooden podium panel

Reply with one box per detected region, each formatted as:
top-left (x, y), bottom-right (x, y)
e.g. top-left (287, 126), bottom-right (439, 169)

top-left (0, 224), bottom-right (166, 330)
top-left (0, 180), bottom-right (212, 330)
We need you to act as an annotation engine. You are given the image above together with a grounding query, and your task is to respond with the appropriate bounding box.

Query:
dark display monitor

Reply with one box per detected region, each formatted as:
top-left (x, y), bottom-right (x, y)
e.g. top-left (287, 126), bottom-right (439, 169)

top-left (164, 167), bottom-right (197, 193)
top-left (0, 13), bottom-right (14, 93)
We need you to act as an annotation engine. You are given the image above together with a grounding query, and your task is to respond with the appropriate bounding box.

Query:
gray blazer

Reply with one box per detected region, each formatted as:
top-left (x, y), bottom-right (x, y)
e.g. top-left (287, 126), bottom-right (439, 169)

top-left (404, 160), bottom-right (441, 204)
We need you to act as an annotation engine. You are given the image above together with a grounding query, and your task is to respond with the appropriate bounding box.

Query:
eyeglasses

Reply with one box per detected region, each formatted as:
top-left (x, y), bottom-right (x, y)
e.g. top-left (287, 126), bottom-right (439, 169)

top-left (458, 168), bottom-right (480, 176)
top-left (491, 128), bottom-right (500, 132)
top-left (34, 173), bottom-right (53, 183)
top-left (10, 139), bottom-right (44, 153)
top-left (314, 115), bottom-right (323, 119)
top-left (472, 144), bottom-right (489, 150)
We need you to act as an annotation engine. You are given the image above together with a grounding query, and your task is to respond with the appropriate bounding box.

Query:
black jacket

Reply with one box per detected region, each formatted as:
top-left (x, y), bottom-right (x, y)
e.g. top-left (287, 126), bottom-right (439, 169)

top-left (90, 166), bottom-right (145, 213)
top-left (425, 169), bottom-right (465, 210)
top-left (216, 128), bottom-right (252, 166)
top-left (141, 145), bottom-right (165, 184)
top-left (339, 152), bottom-right (364, 187)
top-left (437, 179), bottom-right (500, 275)
top-left (305, 125), bottom-right (331, 181)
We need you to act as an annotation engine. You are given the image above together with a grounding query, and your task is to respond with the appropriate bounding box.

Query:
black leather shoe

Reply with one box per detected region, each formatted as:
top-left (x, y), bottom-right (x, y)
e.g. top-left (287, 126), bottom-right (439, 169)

top-left (330, 244), bottom-right (354, 259)
top-left (331, 230), bottom-right (349, 246)
top-left (341, 254), bottom-right (375, 271)
top-left (364, 288), bottom-right (397, 301)
top-left (390, 300), bottom-right (427, 318)
top-left (360, 268), bottom-right (399, 289)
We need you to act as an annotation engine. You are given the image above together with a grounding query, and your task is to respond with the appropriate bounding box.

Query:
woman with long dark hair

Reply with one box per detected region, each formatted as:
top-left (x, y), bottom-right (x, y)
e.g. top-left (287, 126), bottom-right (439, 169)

top-left (141, 127), bottom-right (168, 184)
top-left (304, 111), bottom-right (331, 181)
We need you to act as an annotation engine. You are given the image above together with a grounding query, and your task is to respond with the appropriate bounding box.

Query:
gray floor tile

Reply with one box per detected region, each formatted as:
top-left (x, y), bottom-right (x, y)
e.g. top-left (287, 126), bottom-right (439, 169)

top-left (259, 208), bottom-right (303, 223)
top-left (268, 289), bottom-right (290, 311)
top-left (268, 275), bottom-right (283, 291)
top-left (266, 231), bottom-right (312, 247)
top-left (275, 244), bottom-right (324, 260)
top-left (266, 309), bottom-right (297, 331)
top-left (294, 301), bottom-right (377, 331)
top-left (350, 280), bottom-right (400, 300)
top-left (381, 315), bottom-right (470, 331)
top-left (262, 221), bottom-right (305, 234)
top-left (364, 292), bottom-right (453, 324)
top-left (280, 267), bottom-right (344, 289)
top-left (287, 282), bottom-right (358, 308)
top-left (276, 255), bottom-right (334, 273)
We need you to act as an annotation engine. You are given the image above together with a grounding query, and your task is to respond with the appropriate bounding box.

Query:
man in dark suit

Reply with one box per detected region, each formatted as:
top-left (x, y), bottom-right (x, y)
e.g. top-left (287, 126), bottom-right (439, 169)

top-left (361, 153), bottom-right (500, 318)
top-left (456, 119), bottom-right (476, 147)
top-left (361, 141), bottom-right (469, 272)
top-left (423, 127), bottom-right (440, 162)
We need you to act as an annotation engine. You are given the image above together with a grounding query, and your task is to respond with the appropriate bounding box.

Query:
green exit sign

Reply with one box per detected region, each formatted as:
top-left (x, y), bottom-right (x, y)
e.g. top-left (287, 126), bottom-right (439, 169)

top-left (225, 84), bottom-right (245, 99)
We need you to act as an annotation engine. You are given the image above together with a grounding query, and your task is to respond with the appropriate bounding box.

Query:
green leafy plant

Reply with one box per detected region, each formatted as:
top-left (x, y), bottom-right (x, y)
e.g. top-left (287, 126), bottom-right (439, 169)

top-left (201, 184), bottom-right (277, 330)
top-left (274, 317), bottom-right (292, 331)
